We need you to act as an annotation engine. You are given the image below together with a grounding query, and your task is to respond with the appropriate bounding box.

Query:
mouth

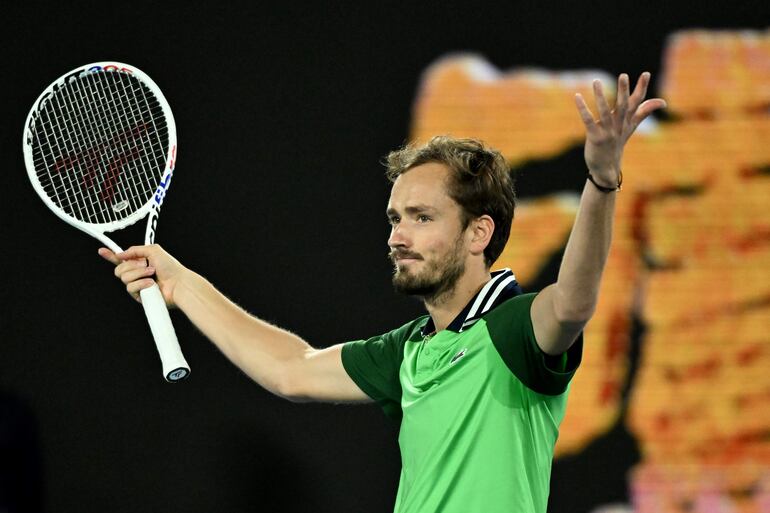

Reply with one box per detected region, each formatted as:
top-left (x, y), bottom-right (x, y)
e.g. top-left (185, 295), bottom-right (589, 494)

top-left (390, 253), bottom-right (423, 266)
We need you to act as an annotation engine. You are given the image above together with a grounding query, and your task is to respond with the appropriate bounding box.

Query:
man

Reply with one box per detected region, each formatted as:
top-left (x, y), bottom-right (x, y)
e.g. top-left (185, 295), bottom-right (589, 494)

top-left (100, 73), bottom-right (665, 512)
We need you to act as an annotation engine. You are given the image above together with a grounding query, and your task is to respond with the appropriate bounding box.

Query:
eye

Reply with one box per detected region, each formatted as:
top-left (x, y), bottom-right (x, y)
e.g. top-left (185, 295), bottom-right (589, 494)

top-left (388, 215), bottom-right (400, 225)
top-left (417, 214), bottom-right (431, 223)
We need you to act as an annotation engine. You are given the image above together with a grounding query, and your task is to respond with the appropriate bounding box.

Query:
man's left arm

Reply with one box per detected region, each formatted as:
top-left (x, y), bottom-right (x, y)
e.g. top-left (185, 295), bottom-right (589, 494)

top-left (531, 72), bottom-right (666, 355)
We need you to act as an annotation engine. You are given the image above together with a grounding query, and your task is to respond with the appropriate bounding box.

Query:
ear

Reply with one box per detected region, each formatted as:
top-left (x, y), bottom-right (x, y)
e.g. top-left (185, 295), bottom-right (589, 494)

top-left (468, 215), bottom-right (494, 256)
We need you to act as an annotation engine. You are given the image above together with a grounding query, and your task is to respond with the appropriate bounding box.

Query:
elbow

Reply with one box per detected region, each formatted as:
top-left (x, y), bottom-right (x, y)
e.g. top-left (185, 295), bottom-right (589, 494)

top-left (555, 304), bottom-right (595, 324)
top-left (273, 360), bottom-right (311, 403)
top-left (553, 291), bottom-right (596, 324)
top-left (273, 369), bottom-right (301, 402)
top-left (279, 389), bottom-right (312, 404)
top-left (280, 392), bottom-right (311, 404)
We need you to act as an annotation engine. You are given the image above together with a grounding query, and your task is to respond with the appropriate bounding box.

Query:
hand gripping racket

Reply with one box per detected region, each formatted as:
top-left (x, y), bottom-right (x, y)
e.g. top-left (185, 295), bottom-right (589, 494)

top-left (23, 62), bottom-right (190, 382)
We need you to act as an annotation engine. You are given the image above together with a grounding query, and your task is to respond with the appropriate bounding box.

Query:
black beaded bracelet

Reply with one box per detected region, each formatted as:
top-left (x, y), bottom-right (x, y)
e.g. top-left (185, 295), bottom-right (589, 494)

top-left (587, 170), bottom-right (623, 193)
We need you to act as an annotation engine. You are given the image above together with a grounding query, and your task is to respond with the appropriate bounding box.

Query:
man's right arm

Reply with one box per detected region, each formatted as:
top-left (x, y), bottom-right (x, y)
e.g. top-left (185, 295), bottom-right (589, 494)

top-left (99, 244), bottom-right (370, 403)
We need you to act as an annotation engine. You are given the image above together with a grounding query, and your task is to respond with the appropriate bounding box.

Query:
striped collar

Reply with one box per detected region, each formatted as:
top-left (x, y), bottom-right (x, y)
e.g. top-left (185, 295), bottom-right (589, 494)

top-left (420, 268), bottom-right (522, 336)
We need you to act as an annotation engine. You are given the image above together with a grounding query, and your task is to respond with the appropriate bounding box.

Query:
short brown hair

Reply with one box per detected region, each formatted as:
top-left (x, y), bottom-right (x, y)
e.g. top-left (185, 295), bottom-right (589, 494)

top-left (385, 135), bottom-right (516, 267)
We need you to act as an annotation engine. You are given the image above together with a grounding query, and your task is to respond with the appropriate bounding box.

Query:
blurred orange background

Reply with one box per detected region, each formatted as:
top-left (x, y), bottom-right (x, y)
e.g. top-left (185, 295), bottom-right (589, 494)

top-left (410, 30), bottom-right (770, 513)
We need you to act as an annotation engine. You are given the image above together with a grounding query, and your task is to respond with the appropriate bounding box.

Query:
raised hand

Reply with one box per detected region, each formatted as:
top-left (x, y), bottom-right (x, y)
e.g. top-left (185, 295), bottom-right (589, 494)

top-left (575, 72), bottom-right (667, 188)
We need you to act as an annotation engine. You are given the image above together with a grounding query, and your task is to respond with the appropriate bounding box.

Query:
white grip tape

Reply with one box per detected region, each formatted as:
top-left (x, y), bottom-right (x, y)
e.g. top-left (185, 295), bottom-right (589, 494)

top-left (139, 283), bottom-right (190, 381)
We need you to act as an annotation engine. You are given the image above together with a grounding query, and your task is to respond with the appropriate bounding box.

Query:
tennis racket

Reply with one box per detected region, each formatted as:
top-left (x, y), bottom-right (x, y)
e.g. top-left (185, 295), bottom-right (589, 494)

top-left (22, 62), bottom-right (190, 382)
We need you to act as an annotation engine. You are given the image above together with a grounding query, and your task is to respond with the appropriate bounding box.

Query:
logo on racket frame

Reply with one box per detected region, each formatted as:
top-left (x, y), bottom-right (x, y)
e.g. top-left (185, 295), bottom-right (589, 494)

top-left (146, 145), bottom-right (176, 244)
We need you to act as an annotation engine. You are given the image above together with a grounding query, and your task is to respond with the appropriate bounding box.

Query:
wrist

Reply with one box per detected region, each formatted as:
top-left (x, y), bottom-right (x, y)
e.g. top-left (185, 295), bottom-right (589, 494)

top-left (586, 169), bottom-right (623, 192)
top-left (171, 268), bottom-right (202, 309)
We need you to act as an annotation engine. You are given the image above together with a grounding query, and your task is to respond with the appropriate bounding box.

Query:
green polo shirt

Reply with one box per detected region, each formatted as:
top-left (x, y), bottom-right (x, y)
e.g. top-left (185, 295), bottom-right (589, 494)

top-left (341, 269), bottom-right (582, 513)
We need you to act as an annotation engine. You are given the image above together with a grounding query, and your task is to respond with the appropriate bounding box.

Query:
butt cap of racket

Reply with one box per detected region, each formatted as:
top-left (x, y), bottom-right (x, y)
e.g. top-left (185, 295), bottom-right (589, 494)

top-left (139, 283), bottom-right (190, 382)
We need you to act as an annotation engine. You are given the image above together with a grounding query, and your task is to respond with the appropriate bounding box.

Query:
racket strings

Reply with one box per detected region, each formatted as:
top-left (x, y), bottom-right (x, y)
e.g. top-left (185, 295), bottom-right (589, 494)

top-left (59, 72), bottom-right (164, 214)
top-left (79, 73), bottom-right (157, 217)
top-left (75, 73), bottom-right (165, 217)
top-left (34, 75), bottom-right (160, 223)
top-left (30, 70), bottom-right (169, 225)
top-left (52, 73), bottom-right (120, 224)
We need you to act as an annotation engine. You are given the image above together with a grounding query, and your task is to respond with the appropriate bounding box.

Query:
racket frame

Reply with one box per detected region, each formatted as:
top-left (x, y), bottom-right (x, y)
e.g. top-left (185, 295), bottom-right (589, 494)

top-left (22, 62), bottom-right (189, 382)
top-left (22, 62), bottom-right (176, 250)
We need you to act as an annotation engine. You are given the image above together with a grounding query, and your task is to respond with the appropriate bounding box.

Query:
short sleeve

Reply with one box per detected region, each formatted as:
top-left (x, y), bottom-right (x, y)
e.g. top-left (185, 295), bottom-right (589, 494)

top-left (340, 318), bottom-right (423, 420)
top-left (483, 292), bottom-right (583, 395)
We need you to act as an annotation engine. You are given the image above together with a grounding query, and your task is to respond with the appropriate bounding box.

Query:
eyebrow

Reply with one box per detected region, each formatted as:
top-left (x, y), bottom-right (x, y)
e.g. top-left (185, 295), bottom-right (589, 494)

top-left (386, 204), bottom-right (438, 217)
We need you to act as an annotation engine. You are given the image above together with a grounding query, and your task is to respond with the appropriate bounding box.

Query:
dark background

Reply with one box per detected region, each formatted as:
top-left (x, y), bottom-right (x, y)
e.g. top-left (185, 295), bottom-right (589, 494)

top-left (1, 2), bottom-right (767, 512)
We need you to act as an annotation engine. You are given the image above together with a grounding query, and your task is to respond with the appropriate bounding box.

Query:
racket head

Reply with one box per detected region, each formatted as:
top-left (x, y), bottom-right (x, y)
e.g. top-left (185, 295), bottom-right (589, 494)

top-left (22, 62), bottom-right (177, 241)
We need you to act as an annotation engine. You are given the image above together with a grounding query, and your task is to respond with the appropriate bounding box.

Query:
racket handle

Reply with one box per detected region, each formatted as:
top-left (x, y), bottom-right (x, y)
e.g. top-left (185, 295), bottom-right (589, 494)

top-left (139, 283), bottom-right (190, 382)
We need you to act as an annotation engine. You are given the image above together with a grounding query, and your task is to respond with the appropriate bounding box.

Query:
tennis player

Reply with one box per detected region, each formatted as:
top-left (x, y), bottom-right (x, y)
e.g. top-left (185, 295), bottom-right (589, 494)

top-left (100, 72), bottom-right (664, 512)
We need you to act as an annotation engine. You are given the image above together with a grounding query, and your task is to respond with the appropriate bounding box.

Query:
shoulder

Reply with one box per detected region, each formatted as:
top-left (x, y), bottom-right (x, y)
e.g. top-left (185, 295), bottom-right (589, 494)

top-left (482, 292), bottom-right (538, 329)
top-left (386, 314), bottom-right (430, 344)
top-left (339, 315), bottom-right (428, 421)
top-left (481, 291), bottom-right (583, 396)
top-left (341, 314), bottom-right (429, 367)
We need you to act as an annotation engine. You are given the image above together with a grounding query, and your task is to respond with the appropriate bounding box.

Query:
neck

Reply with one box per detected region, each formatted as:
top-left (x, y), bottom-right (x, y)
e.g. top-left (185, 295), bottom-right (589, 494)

top-left (424, 265), bottom-right (491, 333)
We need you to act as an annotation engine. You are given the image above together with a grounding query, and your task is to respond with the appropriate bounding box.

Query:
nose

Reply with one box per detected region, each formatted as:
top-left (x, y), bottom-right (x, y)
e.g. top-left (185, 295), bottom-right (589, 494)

top-left (388, 224), bottom-right (409, 250)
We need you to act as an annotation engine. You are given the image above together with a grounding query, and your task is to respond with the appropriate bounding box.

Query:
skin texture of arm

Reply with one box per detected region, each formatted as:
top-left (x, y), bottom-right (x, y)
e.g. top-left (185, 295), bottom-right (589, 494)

top-left (99, 245), bottom-right (370, 403)
top-left (531, 72), bottom-right (666, 355)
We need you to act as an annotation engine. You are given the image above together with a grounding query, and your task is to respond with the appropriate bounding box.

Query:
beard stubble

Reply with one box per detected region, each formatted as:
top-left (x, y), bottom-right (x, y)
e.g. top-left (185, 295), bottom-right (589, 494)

top-left (391, 237), bottom-right (466, 305)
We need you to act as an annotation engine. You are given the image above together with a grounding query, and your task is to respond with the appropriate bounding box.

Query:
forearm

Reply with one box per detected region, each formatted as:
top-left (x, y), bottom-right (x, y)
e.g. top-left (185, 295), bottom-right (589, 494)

top-left (532, 73), bottom-right (662, 352)
top-left (173, 271), bottom-right (312, 396)
top-left (554, 178), bottom-right (616, 320)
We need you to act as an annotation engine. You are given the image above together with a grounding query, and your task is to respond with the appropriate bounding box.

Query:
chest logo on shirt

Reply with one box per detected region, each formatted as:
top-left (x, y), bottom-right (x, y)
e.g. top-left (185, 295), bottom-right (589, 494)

top-left (450, 348), bottom-right (469, 365)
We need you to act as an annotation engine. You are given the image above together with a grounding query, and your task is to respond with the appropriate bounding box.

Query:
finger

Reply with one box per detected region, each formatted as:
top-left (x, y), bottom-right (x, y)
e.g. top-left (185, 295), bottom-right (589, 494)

top-left (616, 73), bottom-right (630, 120)
top-left (630, 98), bottom-right (667, 127)
top-left (628, 71), bottom-right (651, 115)
top-left (126, 278), bottom-right (156, 296)
top-left (593, 79), bottom-right (613, 128)
top-left (114, 258), bottom-right (148, 278)
top-left (116, 245), bottom-right (153, 261)
top-left (98, 247), bottom-right (122, 266)
top-left (574, 93), bottom-right (597, 128)
top-left (119, 266), bottom-right (156, 285)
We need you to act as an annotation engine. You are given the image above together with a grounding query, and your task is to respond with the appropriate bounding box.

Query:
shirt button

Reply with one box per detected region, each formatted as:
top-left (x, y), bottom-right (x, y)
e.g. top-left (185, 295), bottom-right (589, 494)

top-left (425, 349), bottom-right (431, 355)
